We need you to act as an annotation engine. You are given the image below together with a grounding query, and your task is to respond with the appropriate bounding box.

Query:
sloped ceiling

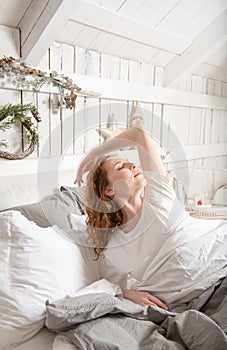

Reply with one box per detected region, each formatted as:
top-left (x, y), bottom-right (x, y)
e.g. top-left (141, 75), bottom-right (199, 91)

top-left (0, 0), bottom-right (227, 84)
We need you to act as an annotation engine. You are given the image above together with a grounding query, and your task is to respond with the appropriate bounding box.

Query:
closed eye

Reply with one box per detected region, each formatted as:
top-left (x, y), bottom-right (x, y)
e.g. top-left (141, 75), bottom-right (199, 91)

top-left (113, 159), bottom-right (128, 170)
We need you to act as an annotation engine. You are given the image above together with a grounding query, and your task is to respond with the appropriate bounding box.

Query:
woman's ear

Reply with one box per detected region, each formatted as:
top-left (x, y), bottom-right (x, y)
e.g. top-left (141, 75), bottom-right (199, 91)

top-left (104, 187), bottom-right (115, 198)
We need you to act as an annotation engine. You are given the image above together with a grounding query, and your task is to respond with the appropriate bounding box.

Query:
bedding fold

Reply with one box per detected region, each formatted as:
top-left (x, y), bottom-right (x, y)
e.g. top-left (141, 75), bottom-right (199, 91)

top-left (45, 277), bottom-right (227, 350)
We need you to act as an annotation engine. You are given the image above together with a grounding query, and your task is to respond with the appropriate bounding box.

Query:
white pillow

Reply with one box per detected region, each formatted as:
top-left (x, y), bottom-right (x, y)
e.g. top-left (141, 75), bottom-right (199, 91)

top-left (69, 213), bottom-right (87, 231)
top-left (0, 210), bottom-right (94, 350)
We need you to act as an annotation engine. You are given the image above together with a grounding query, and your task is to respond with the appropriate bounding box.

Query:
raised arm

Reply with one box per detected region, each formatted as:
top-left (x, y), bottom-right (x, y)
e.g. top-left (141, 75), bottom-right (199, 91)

top-left (74, 126), bottom-right (165, 185)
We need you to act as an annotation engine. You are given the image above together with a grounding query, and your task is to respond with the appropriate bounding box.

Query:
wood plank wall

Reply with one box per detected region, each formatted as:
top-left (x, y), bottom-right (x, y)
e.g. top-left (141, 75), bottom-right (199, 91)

top-left (0, 27), bottom-right (226, 182)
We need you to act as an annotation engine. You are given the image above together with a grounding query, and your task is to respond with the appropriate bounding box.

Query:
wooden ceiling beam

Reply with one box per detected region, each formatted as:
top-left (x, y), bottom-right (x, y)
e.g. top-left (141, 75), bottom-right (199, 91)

top-left (70, 1), bottom-right (190, 54)
top-left (20, 0), bottom-right (75, 65)
top-left (163, 9), bottom-right (227, 87)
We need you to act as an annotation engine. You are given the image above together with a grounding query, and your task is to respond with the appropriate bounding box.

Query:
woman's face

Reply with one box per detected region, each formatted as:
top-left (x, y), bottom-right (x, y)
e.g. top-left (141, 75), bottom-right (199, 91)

top-left (102, 156), bottom-right (145, 198)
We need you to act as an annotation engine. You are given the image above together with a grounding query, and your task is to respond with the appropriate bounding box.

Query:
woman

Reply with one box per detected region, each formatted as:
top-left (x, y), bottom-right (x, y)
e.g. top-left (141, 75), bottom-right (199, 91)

top-left (75, 126), bottom-right (227, 310)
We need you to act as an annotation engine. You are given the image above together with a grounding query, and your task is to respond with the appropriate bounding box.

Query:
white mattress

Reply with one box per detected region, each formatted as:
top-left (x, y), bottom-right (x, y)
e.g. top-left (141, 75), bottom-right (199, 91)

top-left (12, 328), bottom-right (56, 350)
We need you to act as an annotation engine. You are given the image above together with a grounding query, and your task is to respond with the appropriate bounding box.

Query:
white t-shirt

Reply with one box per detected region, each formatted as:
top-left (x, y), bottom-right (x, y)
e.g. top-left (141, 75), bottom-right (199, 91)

top-left (100, 171), bottom-right (227, 304)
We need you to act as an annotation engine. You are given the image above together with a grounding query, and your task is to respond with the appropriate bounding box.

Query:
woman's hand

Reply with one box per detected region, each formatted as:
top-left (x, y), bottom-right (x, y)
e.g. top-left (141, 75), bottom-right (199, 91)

top-left (74, 151), bottom-right (97, 186)
top-left (123, 289), bottom-right (168, 310)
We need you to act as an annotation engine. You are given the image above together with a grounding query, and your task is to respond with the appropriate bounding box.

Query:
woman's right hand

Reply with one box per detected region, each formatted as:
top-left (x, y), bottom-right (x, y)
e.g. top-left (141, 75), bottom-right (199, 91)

top-left (123, 289), bottom-right (168, 310)
top-left (74, 151), bottom-right (97, 186)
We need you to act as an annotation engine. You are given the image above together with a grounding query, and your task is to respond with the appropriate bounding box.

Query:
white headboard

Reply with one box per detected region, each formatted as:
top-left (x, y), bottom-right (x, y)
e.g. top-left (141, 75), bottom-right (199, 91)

top-left (0, 169), bottom-right (77, 211)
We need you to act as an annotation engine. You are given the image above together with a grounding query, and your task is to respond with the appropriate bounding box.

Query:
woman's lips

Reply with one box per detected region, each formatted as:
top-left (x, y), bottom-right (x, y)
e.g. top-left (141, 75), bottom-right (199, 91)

top-left (134, 172), bottom-right (141, 177)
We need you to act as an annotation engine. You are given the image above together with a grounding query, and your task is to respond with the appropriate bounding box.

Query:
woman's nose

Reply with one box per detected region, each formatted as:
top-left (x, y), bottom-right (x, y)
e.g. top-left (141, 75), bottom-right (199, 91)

top-left (128, 162), bottom-right (135, 169)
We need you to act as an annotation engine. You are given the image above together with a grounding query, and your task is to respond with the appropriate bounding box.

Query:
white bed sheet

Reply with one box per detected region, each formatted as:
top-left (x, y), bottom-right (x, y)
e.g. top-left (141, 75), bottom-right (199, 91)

top-left (52, 335), bottom-right (78, 350)
top-left (12, 328), bottom-right (56, 350)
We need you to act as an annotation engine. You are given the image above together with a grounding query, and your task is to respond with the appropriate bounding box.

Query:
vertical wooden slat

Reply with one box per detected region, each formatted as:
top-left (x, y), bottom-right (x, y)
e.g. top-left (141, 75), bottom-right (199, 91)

top-left (140, 102), bottom-right (153, 134)
top-left (49, 43), bottom-right (62, 156)
top-left (36, 50), bottom-right (51, 159)
top-left (203, 109), bottom-right (213, 144)
top-left (109, 53), bottom-right (127, 129)
top-left (203, 109), bottom-right (215, 169)
top-left (191, 75), bottom-right (206, 94)
top-left (178, 75), bottom-right (192, 92)
top-left (221, 82), bottom-right (227, 97)
top-left (211, 110), bottom-right (221, 144)
top-left (207, 79), bottom-right (222, 96)
top-left (76, 47), bottom-right (101, 153)
top-left (37, 93), bottom-right (50, 158)
top-left (83, 97), bottom-right (100, 152)
top-left (177, 106), bottom-right (190, 146)
top-left (162, 104), bottom-right (172, 151)
top-left (74, 96), bottom-right (86, 154)
top-left (137, 63), bottom-right (154, 85)
top-left (215, 109), bottom-right (227, 168)
top-left (128, 61), bottom-right (141, 83)
top-left (100, 54), bottom-right (112, 79)
top-left (0, 89), bottom-right (22, 159)
top-left (61, 105), bottom-right (74, 156)
top-left (110, 56), bottom-right (120, 80)
top-left (61, 44), bottom-right (74, 155)
top-left (154, 67), bottom-right (164, 87)
top-left (219, 110), bottom-right (227, 144)
top-left (85, 49), bottom-right (100, 77)
top-left (99, 53), bottom-right (112, 147)
top-left (113, 100), bottom-right (128, 127)
top-left (152, 103), bottom-right (162, 145)
top-left (99, 99), bottom-right (112, 135)
top-left (22, 91), bottom-right (38, 159)
top-left (190, 74), bottom-right (206, 167)
top-left (61, 44), bottom-right (74, 74)
top-left (189, 108), bottom-right (202, 145)
top-left (75, 46), bottom-right (86, 75)
top-left (49, 42), bottom-right (62, 71)
top-left (119, 58), bottom-right (129, 81)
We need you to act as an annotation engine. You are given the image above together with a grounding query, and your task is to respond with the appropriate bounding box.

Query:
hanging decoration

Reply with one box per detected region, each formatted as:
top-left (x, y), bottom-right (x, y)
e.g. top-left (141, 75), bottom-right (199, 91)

top-left (0, 56), bottom-right (101, 114)
top-left (97, 101), bottom-right (145, 142)
top-left (0, 103), bottom-right (40, 160)
top-left (128, 101), bottom-right (144, 128)
top-left (97, 113), bottom-right (126, 141)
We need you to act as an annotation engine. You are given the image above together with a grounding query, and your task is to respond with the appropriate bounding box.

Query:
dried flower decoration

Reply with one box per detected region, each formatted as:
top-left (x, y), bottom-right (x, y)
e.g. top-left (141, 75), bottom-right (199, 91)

top-left (0, 56), bottom-right (101, 113)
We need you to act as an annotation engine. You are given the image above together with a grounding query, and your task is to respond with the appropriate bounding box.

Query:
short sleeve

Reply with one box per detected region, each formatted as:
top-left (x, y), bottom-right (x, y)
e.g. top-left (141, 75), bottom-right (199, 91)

top-left (143, 171), bottom-right (175, 200)
top-left (143, 171), bottom-right (187, 233)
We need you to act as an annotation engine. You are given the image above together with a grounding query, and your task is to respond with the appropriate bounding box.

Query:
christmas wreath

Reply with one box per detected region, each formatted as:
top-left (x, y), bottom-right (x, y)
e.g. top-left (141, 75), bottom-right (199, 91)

top-left (0, 103), bottom-right (40, 159)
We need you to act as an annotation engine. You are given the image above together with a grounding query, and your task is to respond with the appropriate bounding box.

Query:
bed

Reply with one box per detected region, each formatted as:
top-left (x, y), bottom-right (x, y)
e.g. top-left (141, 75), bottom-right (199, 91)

top-left (0, 171), bottom-right (226, 350)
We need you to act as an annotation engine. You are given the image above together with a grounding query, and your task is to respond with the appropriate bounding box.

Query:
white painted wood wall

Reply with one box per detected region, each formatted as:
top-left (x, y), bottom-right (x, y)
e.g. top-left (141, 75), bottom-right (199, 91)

top-left (0, 25), bottom-right (226, 202)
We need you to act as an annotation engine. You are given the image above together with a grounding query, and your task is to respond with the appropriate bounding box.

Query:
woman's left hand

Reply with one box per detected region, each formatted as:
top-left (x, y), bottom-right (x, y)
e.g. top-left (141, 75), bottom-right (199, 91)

top-left (123, 289), bottom-right (168, 310)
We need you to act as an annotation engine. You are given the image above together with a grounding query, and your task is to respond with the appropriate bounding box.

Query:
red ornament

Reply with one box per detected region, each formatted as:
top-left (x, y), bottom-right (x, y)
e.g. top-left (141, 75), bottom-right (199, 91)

top-left (197, 200), bottom-right (202, 205)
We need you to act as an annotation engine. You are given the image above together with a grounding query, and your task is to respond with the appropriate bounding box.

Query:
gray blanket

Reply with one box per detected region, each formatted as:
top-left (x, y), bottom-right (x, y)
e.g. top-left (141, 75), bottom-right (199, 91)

top-left (45, 277), bottom-right (227, 350)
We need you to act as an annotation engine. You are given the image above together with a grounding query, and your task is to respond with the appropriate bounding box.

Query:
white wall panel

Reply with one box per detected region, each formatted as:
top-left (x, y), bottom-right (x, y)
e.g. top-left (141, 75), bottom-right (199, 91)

top-left (0, 36), bottom-right (226, 180)
top-left (207, 79), bottom-right (223, 96)
top-left (0, 25), bottom-right (20, 58)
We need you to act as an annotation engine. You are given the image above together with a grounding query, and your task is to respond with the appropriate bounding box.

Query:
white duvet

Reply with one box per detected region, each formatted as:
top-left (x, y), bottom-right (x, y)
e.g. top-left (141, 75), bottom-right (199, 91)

top-left (101, 214), bottom-right (227, 304)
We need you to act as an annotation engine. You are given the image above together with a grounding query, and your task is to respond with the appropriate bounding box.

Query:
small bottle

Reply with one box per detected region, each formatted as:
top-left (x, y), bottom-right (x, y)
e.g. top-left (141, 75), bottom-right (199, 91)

top-left (195, 193), bottom-right (205, 206)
